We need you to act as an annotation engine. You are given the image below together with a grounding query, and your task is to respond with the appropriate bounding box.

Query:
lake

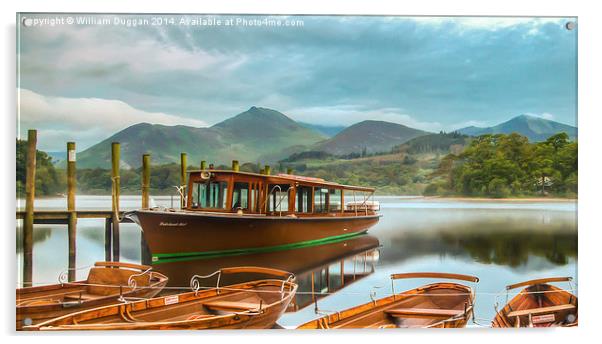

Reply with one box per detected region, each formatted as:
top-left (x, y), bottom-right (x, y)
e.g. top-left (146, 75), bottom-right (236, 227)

top-left (16, 196), bottom-right (577, 328)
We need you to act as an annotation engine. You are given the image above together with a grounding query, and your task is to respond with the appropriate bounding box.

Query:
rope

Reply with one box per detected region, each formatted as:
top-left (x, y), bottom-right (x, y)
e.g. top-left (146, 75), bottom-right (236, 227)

top-left (18, 280), bottom-right (577, 297)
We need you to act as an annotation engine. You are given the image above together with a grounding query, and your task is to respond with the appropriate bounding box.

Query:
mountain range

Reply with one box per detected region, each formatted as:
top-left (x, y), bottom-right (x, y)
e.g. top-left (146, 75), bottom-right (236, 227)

top-left (456, 114), bottom-right (577, 141)
top-left (76, 107), bottom-right (325, 168)
top-left (72, 108), bottom-right (577, 168)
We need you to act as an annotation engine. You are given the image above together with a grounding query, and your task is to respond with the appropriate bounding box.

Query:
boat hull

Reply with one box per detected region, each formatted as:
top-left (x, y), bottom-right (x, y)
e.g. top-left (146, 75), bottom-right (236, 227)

top-left (133, 210), bottom-right (380, 260)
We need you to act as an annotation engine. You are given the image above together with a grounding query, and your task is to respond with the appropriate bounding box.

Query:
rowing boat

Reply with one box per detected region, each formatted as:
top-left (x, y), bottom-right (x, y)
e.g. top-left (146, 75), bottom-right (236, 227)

top-left (297, 272), bottom-right (479, 329)
top-left (16, 261), bottom-right (168, 329)
top-left (492, 277), bottom-right (578, 327)
top-left (24, 266), bottom-right (297, 330)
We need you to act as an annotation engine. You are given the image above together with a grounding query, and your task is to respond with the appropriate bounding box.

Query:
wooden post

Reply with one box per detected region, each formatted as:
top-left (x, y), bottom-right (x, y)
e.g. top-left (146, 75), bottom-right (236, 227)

top-left (23, 129), bottom-right (36, 286)
top-left (287, 167), bottom-right (293, 175)
top-left (67, 142), bottom-right (77, 281)
top-left (142, 154), bottom-right (150, 209)
top-left (104, 218), bottom-right (112, 262)
top-left (180, 153), bottom-right (187, 208)
top-left (265, 165), bottom-right (271, 176)
top-left (141, 154), bottom-right (152, 265)
top-left (200, 160), bottom-right (207, 170)
top-left (232, 160), bottom-right (239, 172)
top-left (111, 142), bottom-right (120, 262)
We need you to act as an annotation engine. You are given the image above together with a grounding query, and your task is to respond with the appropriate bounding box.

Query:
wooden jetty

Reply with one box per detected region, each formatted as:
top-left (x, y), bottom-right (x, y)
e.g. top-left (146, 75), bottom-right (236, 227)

top-left (16, 129), bottom-right (191, 287)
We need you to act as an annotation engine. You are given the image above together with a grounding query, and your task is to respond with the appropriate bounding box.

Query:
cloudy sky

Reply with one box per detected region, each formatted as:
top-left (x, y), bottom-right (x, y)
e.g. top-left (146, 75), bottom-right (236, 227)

top-left (17, 14), bottom-right (577, 151)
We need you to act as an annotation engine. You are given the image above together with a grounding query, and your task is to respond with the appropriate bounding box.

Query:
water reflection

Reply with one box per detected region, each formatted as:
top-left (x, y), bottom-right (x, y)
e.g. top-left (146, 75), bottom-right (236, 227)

top-left (154, 234), bottom-right (380, 312)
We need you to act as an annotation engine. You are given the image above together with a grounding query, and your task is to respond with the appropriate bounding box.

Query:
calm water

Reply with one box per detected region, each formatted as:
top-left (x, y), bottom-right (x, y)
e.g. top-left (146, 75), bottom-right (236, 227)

top-left (16, 196), bottom-right (577, 328)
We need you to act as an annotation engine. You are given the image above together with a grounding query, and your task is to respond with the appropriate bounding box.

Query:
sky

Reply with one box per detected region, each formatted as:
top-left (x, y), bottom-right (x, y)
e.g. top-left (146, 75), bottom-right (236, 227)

top-left (17, 14), bottom-right (577, 151)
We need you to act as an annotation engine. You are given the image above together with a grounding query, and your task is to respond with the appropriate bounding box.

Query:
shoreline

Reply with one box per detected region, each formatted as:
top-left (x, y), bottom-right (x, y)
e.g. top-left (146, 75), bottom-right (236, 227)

top-left (414, 196), bottom-right (577, 202)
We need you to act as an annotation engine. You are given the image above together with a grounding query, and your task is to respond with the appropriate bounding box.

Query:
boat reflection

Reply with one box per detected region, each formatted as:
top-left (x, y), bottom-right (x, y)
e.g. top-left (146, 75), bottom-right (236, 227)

top-left (154, 234), bottom-right (380, 312)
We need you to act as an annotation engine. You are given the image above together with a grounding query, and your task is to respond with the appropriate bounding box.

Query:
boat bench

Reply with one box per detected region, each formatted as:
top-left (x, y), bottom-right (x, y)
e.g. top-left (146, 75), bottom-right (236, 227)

top-left (63, 292), bottom-right (97, 301)
top-left (203, 300), bottom-right (261, 311)
top-left (507, 304), bottom-right (575, 318)
top-left (385, 308), bottom-right (464, 318)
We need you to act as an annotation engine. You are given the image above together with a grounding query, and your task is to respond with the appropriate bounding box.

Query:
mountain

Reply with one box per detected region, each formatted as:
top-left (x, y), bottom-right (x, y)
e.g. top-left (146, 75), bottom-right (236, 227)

top-left (76, 107), bottom-right (326, 168)
top-left (313, 120), bottom-right (430, 155)
top-left (299, 122), bottom-right (346, 137)
top-left (457, 115), bottom-right (577, 141)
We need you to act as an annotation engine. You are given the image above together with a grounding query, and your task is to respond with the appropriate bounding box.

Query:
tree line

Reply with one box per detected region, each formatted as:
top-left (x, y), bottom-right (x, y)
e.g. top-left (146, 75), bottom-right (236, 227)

top-left (425, 132), bottom-right (577, 197)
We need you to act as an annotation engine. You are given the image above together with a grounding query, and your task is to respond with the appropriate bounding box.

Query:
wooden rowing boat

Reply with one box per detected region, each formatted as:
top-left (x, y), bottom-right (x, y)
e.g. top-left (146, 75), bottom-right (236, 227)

top-left (24, 266), bottom-right (297, 330)
top-left (297, 272), bottom-right (479, 329)
top-left (16, 261), bottom-right (168, 329)
top-left (492, 277), bottom-right (578, 327)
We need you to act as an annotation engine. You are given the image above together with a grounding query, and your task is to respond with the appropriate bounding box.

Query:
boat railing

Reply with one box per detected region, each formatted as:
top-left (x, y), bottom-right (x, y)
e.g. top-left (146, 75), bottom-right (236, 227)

top-left (127, 267), bottom-right (154, 291)
top-left (494, 276), bottom-right (575, 312)
top-left (389, 272), bottom-right (479, 301)
top-left (260, 185), bottom-right (291, 217)
top-left (190, 266), bottom-right (296, 300)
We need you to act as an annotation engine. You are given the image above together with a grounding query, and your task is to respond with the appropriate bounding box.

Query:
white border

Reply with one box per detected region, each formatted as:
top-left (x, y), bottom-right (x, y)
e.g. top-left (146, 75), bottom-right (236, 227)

top-left (2, 1), bottom-right (600, 343)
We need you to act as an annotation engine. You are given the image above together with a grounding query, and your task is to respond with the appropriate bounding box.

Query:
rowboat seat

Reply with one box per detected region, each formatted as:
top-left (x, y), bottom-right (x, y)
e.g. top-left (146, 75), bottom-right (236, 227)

top-left (385, 308), bottom-right (464, 318)
top-left (203, 300), bottom-right (261, 311)
top-left (506, 304), bottom-right (575, 318)
top-left (63, 293), bottom-right (97, 301)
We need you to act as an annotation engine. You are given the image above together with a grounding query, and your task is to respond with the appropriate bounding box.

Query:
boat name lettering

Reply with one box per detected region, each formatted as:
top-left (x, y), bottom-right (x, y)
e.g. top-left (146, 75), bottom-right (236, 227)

top-left (159, 222), bottom-right (187, 227)
top-left (164, 295), bottom-right (179, 305)
top-left (532, 314), bottom-right (555, 324)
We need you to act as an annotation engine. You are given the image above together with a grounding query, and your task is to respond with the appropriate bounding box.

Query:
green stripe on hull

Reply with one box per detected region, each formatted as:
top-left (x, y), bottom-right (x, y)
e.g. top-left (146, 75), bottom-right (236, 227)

top-left (151, 231), bottom-right (367, 264)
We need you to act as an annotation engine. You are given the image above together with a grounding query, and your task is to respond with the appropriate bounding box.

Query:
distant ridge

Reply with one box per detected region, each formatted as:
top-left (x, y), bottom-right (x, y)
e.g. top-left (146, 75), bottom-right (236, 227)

top-left (456, 114), bottom-right (577, 141)
top-left (314, 120), bottom-right (430, 155)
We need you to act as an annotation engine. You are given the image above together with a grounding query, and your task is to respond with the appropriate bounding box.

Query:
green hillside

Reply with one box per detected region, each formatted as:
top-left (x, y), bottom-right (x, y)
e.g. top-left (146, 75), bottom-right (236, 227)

top-left (313, 120), bottom-right (429, 155)
top-left (76, 107), bottom-right (326, 168)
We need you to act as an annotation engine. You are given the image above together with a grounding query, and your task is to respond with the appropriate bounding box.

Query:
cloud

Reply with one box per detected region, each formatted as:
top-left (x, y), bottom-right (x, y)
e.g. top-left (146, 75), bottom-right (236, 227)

top-left (407, 17), bottom-right (568, 31)
top-left (18, 88), bottom-right (206, 150)
top-left (285, 105), bottom-right (443, 132)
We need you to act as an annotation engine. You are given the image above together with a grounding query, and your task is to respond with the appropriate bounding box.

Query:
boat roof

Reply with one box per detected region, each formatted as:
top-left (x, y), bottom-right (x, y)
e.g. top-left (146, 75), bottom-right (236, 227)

top-left (187, 169), bottom-right (375, 192)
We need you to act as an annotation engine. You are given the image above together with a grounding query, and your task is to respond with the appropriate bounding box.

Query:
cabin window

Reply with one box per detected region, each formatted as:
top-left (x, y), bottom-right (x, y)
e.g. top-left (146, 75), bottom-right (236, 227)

top-left (267, 184), bottom-right (291, 212)
top-left (191, 182), bottom-right (208, 208)
top-left (232, 182), bottom-right (249, 210)
top-left (192, 181), bottom-right (227, 209)
top-left (329, 189), bottom-right (342, 211)
top-left (314, 188), bottom-right (329, 213)
top-left (296, 186), bottom-right (312, 213)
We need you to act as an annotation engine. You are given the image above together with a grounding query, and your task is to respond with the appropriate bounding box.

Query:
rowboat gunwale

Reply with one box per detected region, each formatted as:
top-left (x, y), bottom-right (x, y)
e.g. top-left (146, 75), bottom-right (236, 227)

top-left (492, 278), bottom-right (578, 328)
top-left (25, 278), bottom-right (298, 331)
top-left (297, 281), bottom-right (476, 329)
top-left (16, 262), bottom-right (169, 329)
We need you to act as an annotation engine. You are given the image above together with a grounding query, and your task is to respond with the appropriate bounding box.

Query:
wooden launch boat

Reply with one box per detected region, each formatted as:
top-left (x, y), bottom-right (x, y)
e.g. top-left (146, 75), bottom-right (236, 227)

top-left (492, 277), bottom-right (578, 327)
top-left (297, 272), bottom-right (479, 329)
top-left (128, 169), bottom-right (381, 261)
top-left (16, 261), bottom-right (168, 329)
top-left (24, 266), bottom-right (297, 331)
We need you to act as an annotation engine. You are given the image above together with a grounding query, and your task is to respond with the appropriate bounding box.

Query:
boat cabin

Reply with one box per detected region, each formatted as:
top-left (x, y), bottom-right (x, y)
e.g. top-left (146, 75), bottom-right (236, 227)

top-left (185, 170), bottom-right (378, 217)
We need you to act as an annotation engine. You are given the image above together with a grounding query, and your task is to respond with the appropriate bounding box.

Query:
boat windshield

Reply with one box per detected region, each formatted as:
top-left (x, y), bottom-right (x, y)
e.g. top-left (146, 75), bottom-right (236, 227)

top-left (191, 181), bottom-right (228, 209)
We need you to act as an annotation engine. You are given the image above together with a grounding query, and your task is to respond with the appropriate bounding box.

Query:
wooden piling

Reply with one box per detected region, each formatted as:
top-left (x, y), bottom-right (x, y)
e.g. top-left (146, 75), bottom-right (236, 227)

top-left (104, 218), bottom-right (112, 262)
top-left (232, 160), bottom-right (239, 172)
top-left (265, 165), bottom-right (271, 176)
top-left (287, 167), bottom-right (293, 175)
top-left (180, 153), bottom-right (187, 208)
top-left (111, 142), bottom-right (120, 262)
top-left (200, 160), bottom-right (207, 170)
top-left (142, 154), bottom-right (150, 209)
top-left (140, 154), bottom-right (152, 265)
top-left (23, 129), bottom-right (37, 286)
top-left (67, 142), bottom-right (77, 281)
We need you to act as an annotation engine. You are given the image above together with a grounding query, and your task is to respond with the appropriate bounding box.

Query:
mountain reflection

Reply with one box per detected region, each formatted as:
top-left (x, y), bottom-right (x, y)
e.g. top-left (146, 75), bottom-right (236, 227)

top-left (381, 224), bottom-right (576, 269)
